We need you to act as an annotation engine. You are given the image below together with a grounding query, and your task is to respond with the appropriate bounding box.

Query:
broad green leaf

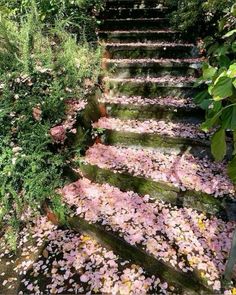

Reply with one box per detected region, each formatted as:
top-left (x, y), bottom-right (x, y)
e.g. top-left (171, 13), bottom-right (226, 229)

top-left (231, 4), bottom-right (236, 17)
top-left (221, 106), bottom-right (236, 129)
top-left (201, 114), bottom-right (220, 132)
top-left (232, 42), bottom-right (236, 53)
top-left (211, 128), bottom-right (226, 161)
top-left (212, 77), bottom-right (233, 100)
top-left (227, 64), bottom-right (236, 78)
top-left (202, 64), bottom-right (217, 80)
top-left (228, 156), bottom-right (236, 183)
top-left (233, 79), bottom-right (236, 89)
top-left (223, 29), bottom-right (236, 38)
top-left (218, 55), bottom-right (231, 68)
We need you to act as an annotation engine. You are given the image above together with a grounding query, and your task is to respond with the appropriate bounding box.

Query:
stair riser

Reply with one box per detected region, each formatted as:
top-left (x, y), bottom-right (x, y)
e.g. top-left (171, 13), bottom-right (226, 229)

top-left (69, 217), bottom-right (208, 294)
top-left (104, 104), bottom-right (204, 122)
top-left (105, 46), bottom-right (199, 59)
top-left (80, 163), bottom-right (227, 218)
top-left (100, 32), bottom-right (185, 43)
top-left (105, 81), bottom-right (197, 98)
top-left (101, 8), bottom-right (168, 19)
top-left (106, 1), bottom-right (167, 9)
top-left (102, 130), bottom-right (210, 150)
top-left (105, 65), bottom-right (199, 78)
top-left (100, 19), bottom-right (169, 30)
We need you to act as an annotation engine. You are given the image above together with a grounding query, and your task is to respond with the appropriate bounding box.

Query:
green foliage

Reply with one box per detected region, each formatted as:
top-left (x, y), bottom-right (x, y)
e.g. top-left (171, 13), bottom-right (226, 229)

top-left (193, 3), bottom-right (236, 182)
top-left (0, 1), bottom-right (102, 249)
top-left (168, 0), bottom-right (235, 36)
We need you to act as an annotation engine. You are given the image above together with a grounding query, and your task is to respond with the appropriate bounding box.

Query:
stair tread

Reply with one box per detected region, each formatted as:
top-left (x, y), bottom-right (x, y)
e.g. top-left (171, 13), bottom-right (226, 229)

top-left (99, 29), bottom-right (178, 33)
top-left (105, 42), bottom-right (195, 47)
top-left (103, 58), bottom-right (202, 68)
top-left (99, 95), bottom-right (198, 109)
top-left (104, 17), bottom-right (169, 21)
top-left (93, 117), bottom-right (208, 140)
top-left (62, 177), bottom-right (235, 292)
top-left (84, 143), bottom-right (234, 198)
top-left (104, 76), bottom-right (196, 86)
top-left (13, 217), bottom-right (166, 294)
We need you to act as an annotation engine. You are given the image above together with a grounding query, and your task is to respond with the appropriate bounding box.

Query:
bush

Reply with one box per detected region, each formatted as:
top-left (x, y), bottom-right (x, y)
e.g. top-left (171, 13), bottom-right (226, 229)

top-left (0, 1), bottom-right (103, 249)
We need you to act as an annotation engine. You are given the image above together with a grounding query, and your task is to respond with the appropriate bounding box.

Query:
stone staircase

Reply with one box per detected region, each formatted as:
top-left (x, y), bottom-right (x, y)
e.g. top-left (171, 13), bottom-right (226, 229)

top-left (62, 0), bottom-right (236, 293)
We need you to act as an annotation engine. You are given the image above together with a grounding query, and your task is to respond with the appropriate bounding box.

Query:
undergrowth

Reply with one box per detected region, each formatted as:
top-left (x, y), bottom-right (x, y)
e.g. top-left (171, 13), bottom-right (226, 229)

top-left (0, 0), bottom-right (103, 250)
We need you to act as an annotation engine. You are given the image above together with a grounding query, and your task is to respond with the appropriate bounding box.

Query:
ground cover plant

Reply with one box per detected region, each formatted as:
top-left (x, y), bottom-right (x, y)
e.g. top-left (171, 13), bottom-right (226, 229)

top-left (0, 0), bottom-right (103, 249)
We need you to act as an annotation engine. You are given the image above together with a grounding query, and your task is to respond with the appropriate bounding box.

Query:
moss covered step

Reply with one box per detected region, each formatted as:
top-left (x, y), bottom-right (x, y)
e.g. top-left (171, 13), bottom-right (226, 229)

top-left (13, 217), bottom-right (175, 294)
top-left (101, 7), bottom-right (169, 19)
top-left (99, 30), bottom-right (185, 43)
top-left (93, 117), bottom-right (209, 149)
top-left (104, 43), bottom-right (199, 59)
top-left (104, 77), bottom-right (198, 98)
top-left (106, 0), bottom-right (168, 9)
top-left (100, 18), bottom-right (169, 30)
top-left (81, 143), bottom-right (235, 217)
top-left (99, 95), bottom-right (204, 122)
top-left (62, 177), bottom-right (236, 293)
top-left (103, 58), bottom-right (202, 78)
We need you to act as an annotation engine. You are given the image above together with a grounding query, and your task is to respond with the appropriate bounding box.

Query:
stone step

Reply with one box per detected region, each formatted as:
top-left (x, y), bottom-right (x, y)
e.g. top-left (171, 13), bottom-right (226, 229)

top-left (98, 29), bottom-right (186, 43)
top-left (100, 18), bottom-right (169, 30)
top-left (101, 7), bottom-right (169, 19)
top-left (106, 0), bottom-right (168, 9)
top-left (81, 143), bottom-right (235, 216)
top-left (103, 76), bottom-right (198, 98)
top-left (103, 58), bottom-right (202, 78)
top-left (104, 42), bottom-right (199, 59)
top-left (14, 217), bottom-right (169, 294)
top-left (99, 95), bottom-right (204, 122)
top-left (93, 117), bottom-right (210, 149)
top-left (62, 177), bottom-right (235, 293)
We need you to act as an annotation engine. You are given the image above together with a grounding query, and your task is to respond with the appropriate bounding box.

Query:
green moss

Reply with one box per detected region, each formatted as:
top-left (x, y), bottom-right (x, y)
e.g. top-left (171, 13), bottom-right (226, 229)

top-left (80, 163), bottom-right (227, 217)
top-left (68, 216), bottom-right (211, 294)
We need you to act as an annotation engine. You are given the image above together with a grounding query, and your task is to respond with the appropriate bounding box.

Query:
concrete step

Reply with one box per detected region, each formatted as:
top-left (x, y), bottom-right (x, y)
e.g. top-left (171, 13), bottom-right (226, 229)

top-left (104, 42), bottom-right (199, 59)
top-left (81, 143), bottom-right (235, 217)
top-left (93, 117), bottom-right (210, 149)
top-left (101, 7), bottom-right (169, 19)
top-left (100, 18), bottom-right (169, 30)
top-left (105, 0), bottom-right (168, 9)
top-left (103, 58), bottom-right (202, 78)
top-left (99, 30), bottom-right (190, 43)
top-left (103, 76), bottom-right (199, 98)
top-left (62, 178), bottom-right (234, 293)
top-left (99, 95), bottom-right (204, 122)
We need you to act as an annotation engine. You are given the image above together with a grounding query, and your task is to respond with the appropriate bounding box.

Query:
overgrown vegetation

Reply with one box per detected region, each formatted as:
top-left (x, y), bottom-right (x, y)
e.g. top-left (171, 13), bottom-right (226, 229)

top-left (0, 0), bottom-right (103, 249)
top-left (168, 0), bottom-right (236, 182)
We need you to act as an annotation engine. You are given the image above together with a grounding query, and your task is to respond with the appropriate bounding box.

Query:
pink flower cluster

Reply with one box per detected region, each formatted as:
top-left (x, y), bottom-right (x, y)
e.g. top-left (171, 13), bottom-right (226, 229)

top-left (93, 117), bottom-right (208, 140)
top-left (50, 99), bottom-right (87, 143)
top-left (1, 216), bottom-right (170, 294)
top-left (62, 178), bottom-right (236, 290)
top-left (99, 95), bottom-right (197, 109)
top-left (105, 42), bottom-right (194, 47)
top-left (104, 57), bottom-right (203, 65)
top-left (103, 76), bottom-right (195, 85)
top-left (85, 144), bottom-right (235, 197)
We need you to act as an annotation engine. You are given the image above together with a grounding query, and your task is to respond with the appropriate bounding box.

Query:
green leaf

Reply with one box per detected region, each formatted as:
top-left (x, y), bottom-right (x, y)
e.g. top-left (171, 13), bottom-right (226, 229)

top-left (218, 55), bottom-right (231, 68)
top-left (200, 113), bottom-right (220, 132)
top-left (223, 29), bottom-right (236, 38)
top-left (212, 77), bottom-right (233, 100)
top-left (227, 64), bottom-right (236, 78)
top-left (228, 156), bottom-right (236, 183)
top-left (202, 64), bottom-right (217, 80)
top-left (211, 128), bottom-right (226, 161)
top-left (233, 79), bottom-right (236, 89)
top-left (232, 42), bottom-right (236, 53)
top-left (221, 106), bottom-right (236, 130)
